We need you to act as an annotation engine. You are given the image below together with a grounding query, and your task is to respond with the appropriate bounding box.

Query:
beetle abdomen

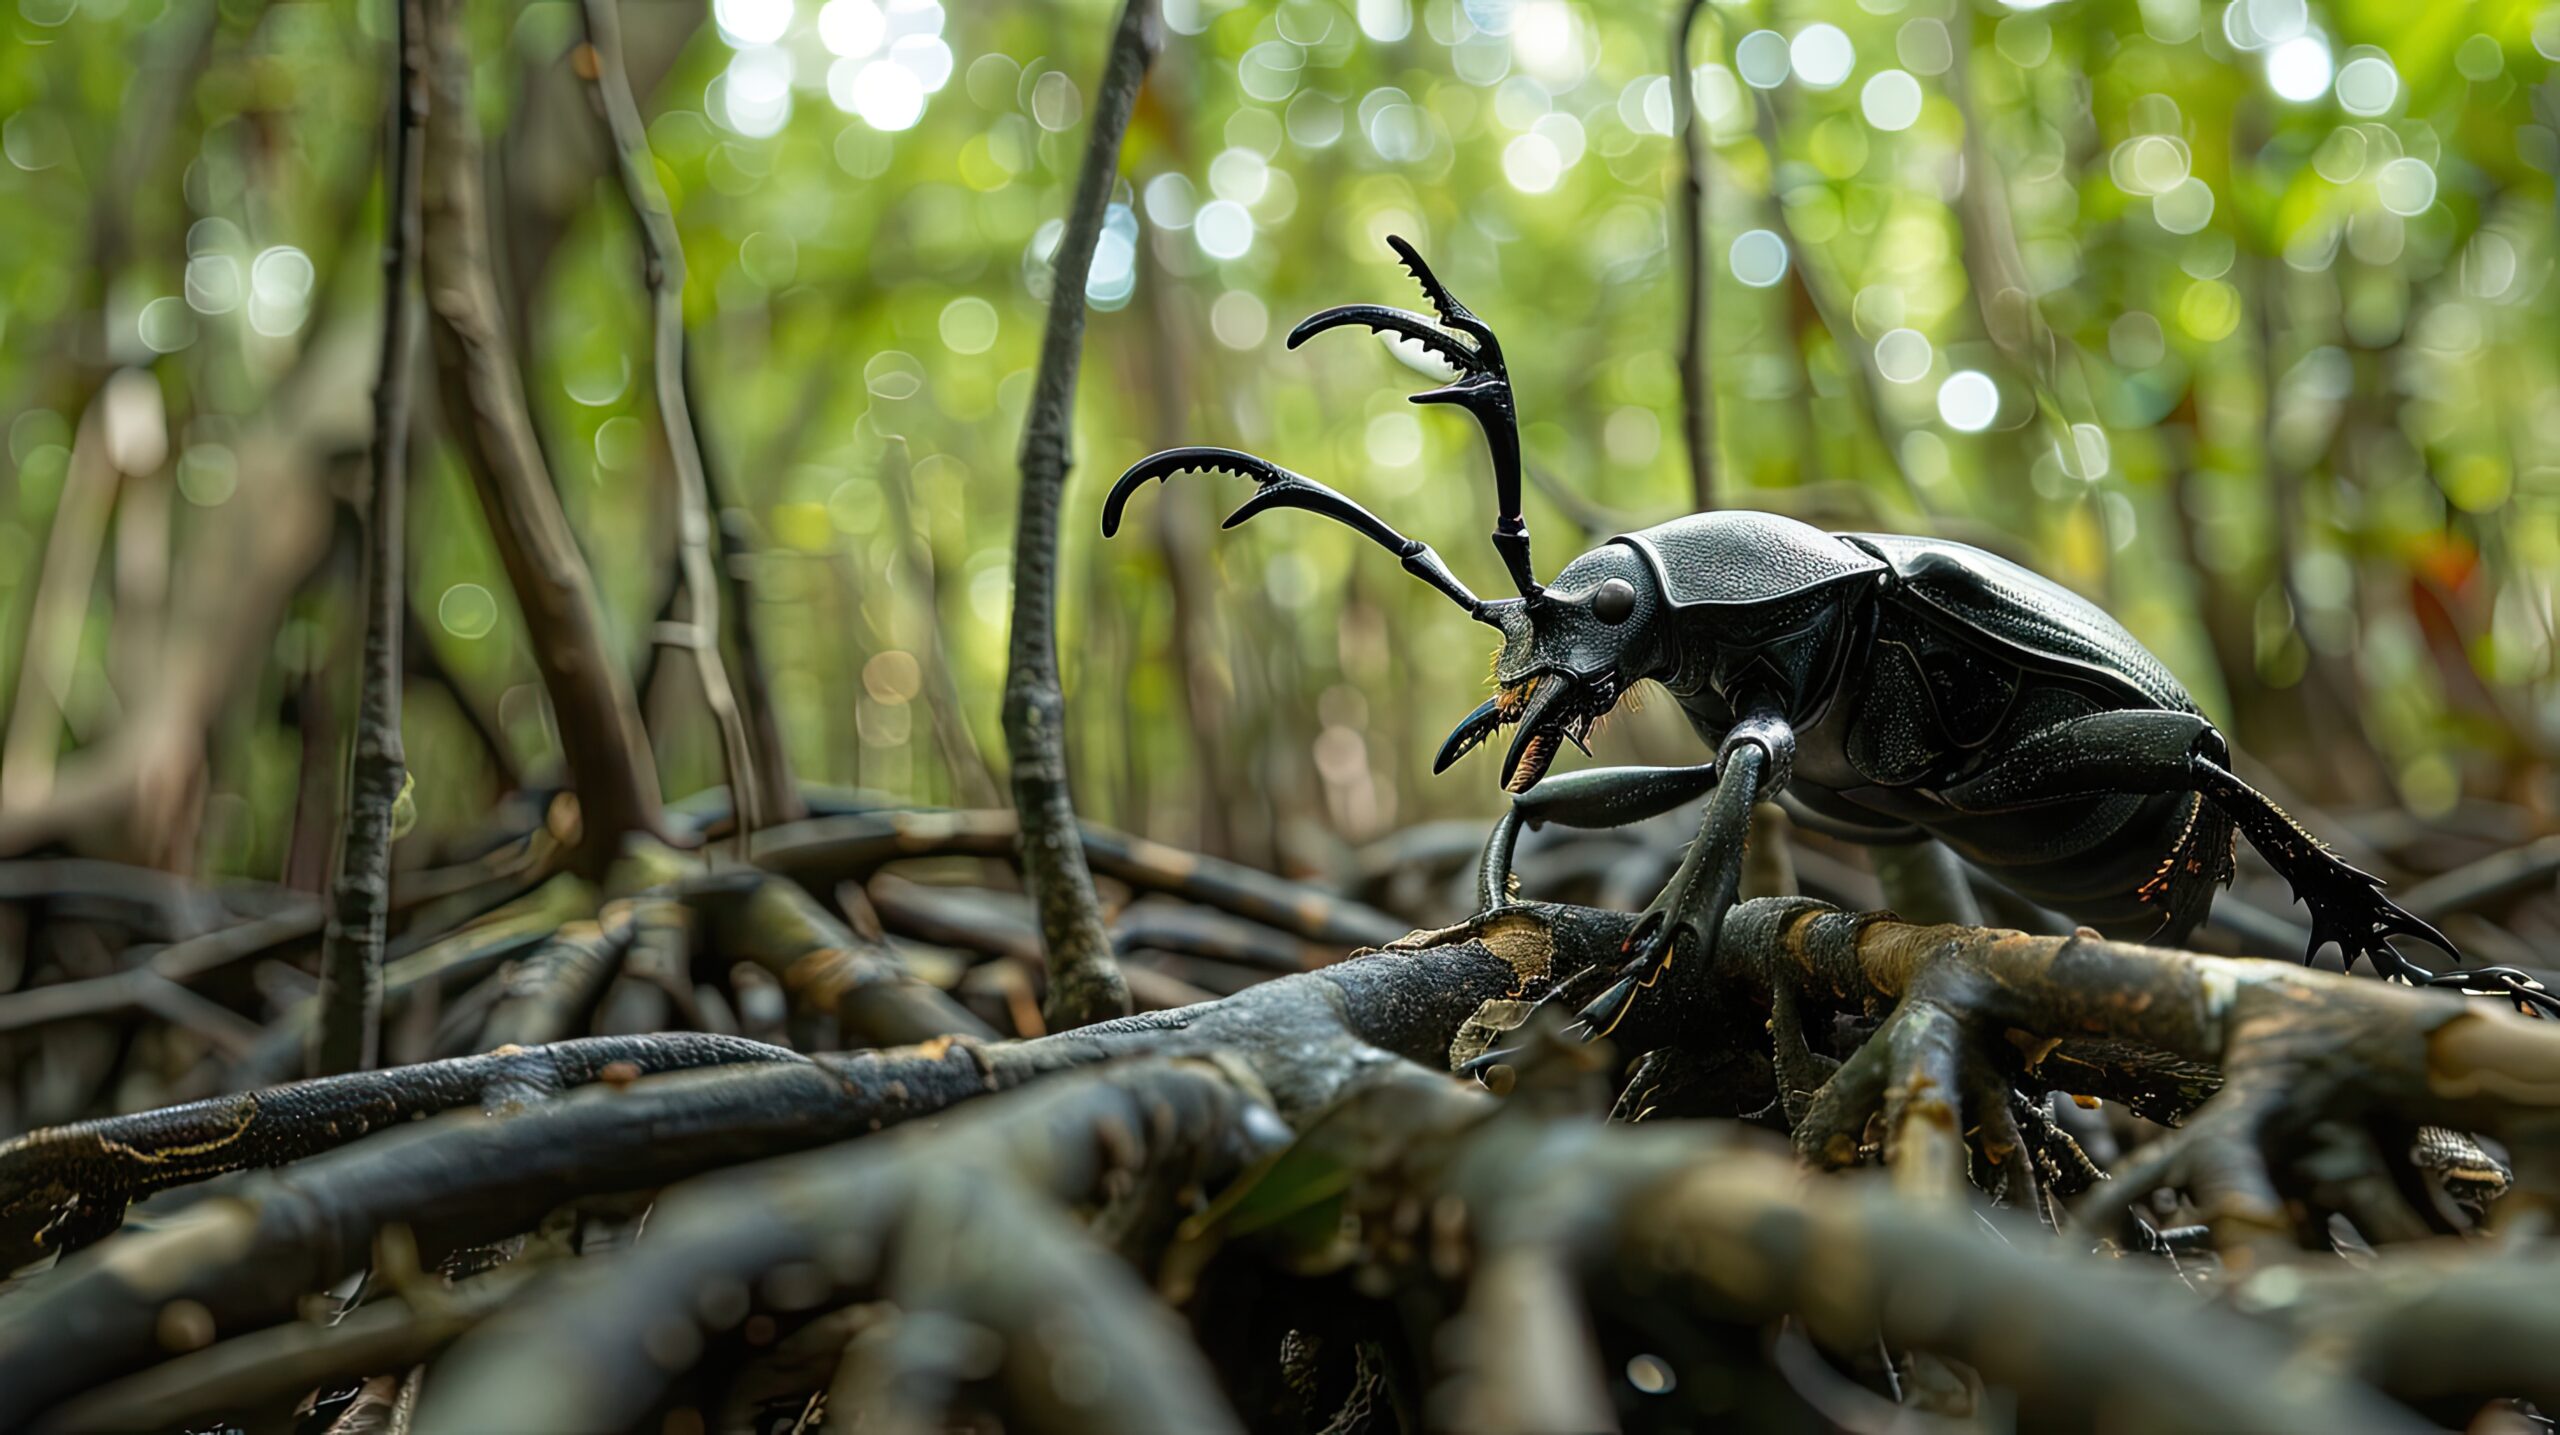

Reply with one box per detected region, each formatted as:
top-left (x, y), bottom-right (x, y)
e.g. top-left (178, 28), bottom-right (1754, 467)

top-left (1949, 792), bottom-right (2233, 941)
top-left (1849, 534), bottom-right (2192, 713)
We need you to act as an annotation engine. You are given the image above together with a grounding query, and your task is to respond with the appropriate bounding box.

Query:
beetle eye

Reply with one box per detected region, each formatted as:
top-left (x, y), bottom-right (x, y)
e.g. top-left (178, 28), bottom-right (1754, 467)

top-left (1591, 577), bottom-right (1638, 625)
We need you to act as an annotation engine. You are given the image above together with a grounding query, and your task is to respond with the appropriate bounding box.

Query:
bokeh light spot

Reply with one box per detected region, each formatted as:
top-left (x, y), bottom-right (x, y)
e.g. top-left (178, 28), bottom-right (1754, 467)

top-left (1604, 406), bottom-right (1659, 465)
top-left (1789, 23), bottom-right (1854, 89)
top-left (1210, 290), bottom-right (1268, 349)
top-left (1729, 229), bottom-right (1789, 288)
top-left (1860, 70), bottom-right (1922, 131)
top-left (439, 584), bottom-right (499, 641)
top-left (1357, 0), bottom-right (1409, 42)
top-left (2178, 279), bottom-right (2241, 341)
top-left (892, 34), bottom-right (953, 93)
top-left (1936, 370), bottom-right (1997, 432)
top-left (2266, 35), bottom-right (2332, 103)
top-left (2108, 311), bottom-right (2165, 369)
top-left (1896, 18), bottom-right (1952, 75)
top-left (2376, 156), bottom-right (2436, 216)
top-left (2454, 33), bottom-right (2504, 82)
top-left (1208, 147), bottom-right (1269, 204)
top-left (865, 351), bottom-right (925, 401)
top-left (818, 0), bottom-right (884, 57)
top-left (939, 296), bottom-right (998, 355)
top-left (1502, 132), bottom-right (1561, 193)
top-left (1365, 411), bottom-right (1423, 467)
top-left (1875, 328), bottom-right (1932, 384)
top-left (1144, 172), bottom-right (1196, 228)
top-left (1087, 204), bottom-right (1138, 307)
top-left (185, 254), bottom-right (242, 315)
top-left (1195, 199), bottom-right (1254, 260)
top-left (862, 650), bottom-right (923, 704)
top-left (2334, 55), bottom-right (2397, 115)
top-left (715, 0), bottom-right (792, 48)
top-left (2153, 178), bottom-right (2215, 235)
top-left (835, 58), bottom-right (924, 130)
top-left (723, 46), bottom-right (795, 137)
top-left (138, 297), bottom-right (195, 354)
top-left (176, 444), bottom-right (237, 506)
top-left (1286, 91), bottom-right (1345, 148)
top-left (1736, 30), bottom-right (1790, 89)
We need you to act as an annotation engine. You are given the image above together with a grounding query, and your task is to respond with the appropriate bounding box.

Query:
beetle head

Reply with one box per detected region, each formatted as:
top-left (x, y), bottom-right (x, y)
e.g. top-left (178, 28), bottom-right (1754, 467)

top-left (1436, 543), bottom-right (1666, 793)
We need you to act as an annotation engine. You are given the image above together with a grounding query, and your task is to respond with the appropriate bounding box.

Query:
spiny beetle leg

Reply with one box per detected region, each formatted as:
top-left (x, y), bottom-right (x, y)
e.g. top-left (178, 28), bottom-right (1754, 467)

top-left (2189, 754), bottom-right (2461, 980)
top-left (1575, 742), bottom-right (1773, 1039)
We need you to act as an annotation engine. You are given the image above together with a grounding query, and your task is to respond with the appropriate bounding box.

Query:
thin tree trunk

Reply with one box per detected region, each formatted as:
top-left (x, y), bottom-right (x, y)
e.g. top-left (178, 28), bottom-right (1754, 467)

top-left (419, 0), bottom-right (667, 873)
top-left (0, 400), bottom-right (121, 813)
top-left (311, 0), bottom-right (428, 1077)
top-left (687, 350), bottom-right (804, 824)
top-left (1671, 0), bottom-right (1716, 511)
top-left (1003, 0), bottom-right (1159, 1029)
top-left (877, 438), bottom-right (998, 808)
top-left (579, 0), bottom-right (771, 843)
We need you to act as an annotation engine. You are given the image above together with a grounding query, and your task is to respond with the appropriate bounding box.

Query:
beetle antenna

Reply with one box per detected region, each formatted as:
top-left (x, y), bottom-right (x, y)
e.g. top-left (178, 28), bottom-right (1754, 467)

top-left (1104, 446), bottom-right (1500, 624)
top-left (1288, 236), bottom-right (1539, 598)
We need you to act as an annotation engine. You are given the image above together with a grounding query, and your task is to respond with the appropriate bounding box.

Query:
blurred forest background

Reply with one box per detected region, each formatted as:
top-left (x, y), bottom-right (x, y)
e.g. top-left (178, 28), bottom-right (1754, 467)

top-left (2, 0), bottom-right (2557, 888)
top-left (11, 3), bottom-right (2560, 1429)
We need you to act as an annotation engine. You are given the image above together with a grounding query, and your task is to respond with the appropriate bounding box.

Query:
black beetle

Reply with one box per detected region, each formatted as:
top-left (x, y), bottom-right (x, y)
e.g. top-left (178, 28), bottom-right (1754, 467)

top-left (1104, 237), bottom-right (2550, 1034)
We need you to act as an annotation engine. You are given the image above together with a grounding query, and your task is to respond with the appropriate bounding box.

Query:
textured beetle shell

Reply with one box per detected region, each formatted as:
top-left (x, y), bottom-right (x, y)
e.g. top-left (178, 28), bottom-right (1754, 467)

top-left (1614, 511), bottom-right (1886, 608)
top-left (1847, 533), bottom-right (2195, 715)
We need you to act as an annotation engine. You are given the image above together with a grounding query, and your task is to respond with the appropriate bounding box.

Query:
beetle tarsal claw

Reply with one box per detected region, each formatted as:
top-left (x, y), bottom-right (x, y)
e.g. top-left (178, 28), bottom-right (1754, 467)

top-left (1576, 976), bottom-right (1641, 1039)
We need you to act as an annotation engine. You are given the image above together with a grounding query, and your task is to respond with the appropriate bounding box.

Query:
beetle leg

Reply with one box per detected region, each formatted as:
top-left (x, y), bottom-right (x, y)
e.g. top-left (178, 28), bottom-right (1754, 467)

top-left (2186, 756), bottom-right (2557, 1016)
top-left (1579, 718), bottom-right (1794, 1038)
top-left (1471, 762), bottom-right (1722, 913)
top-left (1456, 736), bottom-right (1789, 1081)
top-left (1930, 711), bottom-right (2556, 1015)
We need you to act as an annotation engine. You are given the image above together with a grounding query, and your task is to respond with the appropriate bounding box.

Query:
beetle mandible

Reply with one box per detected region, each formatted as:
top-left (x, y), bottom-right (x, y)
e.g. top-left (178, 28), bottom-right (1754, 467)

top-left (1103, 237), bottom-right (2551, 1035)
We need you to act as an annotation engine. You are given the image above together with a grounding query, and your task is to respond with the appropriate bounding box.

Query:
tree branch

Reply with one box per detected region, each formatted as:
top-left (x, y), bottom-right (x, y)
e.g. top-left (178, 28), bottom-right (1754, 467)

top-left (418, 1060), bottom-right (1258, 1434)
top-left (577, 0), bottom-right (768, 842)
top-left (1672, 0), bottom-right (1716, 510)
top-left (0, 1032), bottom-right (795, 1270)
top-left (749, 807), bottom-right (1412, 949)
top-left (417, 0), bottom-right (666, 873)
top-left (311, 0), bottom-right (429, 1078)
top-left (9, 895), bottom-right (2560, 1424)
top-left (0, 396), bottom-right (125, 814)
top-left (878, 437), bottom-right (999, 807)
top-left (1002, 0), bottom-right (1159, 1029)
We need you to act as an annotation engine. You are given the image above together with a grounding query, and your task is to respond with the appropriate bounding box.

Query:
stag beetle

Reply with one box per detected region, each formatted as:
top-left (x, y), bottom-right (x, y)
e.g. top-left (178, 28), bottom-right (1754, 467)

top-left (1103, 236), bottom-right (2553, 1035)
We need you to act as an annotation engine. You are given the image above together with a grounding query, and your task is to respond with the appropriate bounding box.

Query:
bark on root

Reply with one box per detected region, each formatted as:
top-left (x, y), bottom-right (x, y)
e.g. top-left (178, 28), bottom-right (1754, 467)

top-left (5, 896), bottom-right (2560, 1429)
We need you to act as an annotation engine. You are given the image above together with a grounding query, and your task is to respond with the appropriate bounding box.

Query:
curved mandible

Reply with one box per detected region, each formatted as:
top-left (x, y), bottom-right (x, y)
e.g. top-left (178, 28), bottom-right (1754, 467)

top-left (1285, 304), bottom-right (1487, 376)
top-left (1385, 233), bottom-right (1502, 363)
top-left (1283, 237), bottom-right (1539, 596)
top-left (1103, 447), bottom-right (1492, 619)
